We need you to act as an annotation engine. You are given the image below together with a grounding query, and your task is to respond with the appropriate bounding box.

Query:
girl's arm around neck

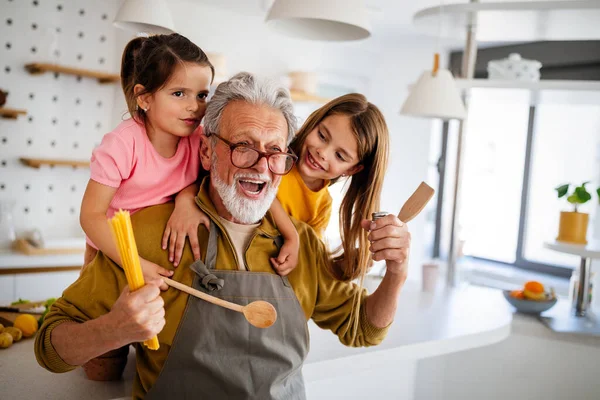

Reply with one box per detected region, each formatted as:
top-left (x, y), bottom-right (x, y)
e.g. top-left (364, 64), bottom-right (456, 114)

top-left (80, 179), bottom-right (122, 265)
top-left (269, 198), bottom-right (300, 276)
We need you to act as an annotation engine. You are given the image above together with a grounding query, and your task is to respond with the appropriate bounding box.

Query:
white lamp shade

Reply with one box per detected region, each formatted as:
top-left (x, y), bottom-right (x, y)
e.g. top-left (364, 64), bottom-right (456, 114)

top-left (400, 69), bottom-right (467, 120)
top-left (114, 0), bottom-right (175, 35)
top-left (266, 0), bottom-right (371, 41)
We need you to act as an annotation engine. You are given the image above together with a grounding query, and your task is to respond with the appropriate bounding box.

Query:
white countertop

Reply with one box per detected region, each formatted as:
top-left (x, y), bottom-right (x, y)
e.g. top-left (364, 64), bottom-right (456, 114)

top-left (0, 280), bottom-right (514, 399)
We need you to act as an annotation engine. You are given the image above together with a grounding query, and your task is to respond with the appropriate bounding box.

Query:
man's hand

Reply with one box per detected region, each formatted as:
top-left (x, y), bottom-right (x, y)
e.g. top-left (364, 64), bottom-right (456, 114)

top-left (108, 282), bottom-right (166, 345)
top-left (362, 214), bottom-right (411, 329)
top-left (361, 214), bottom-right (411, 277)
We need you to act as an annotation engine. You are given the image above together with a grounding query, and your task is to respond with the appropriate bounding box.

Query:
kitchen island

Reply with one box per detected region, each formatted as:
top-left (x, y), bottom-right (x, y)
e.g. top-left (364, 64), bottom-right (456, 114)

top-left (0, 280), bottom-right (513, 400)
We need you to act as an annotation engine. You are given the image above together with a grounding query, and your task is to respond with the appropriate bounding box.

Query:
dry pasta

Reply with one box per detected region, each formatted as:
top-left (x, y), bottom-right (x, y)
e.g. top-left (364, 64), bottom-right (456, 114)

top-left (108, 210), bottom-right (160, 350)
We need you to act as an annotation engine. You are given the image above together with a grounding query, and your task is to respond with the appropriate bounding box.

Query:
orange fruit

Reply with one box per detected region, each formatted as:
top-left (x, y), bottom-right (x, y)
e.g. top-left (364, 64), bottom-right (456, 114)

top-left (13, 314), bottom-right (39, 338)
top-left (510, 290), bottom-right (525, 299)
top-left (523, 281), bottom-right (546, 301)
top-left (524, 281), bottom-right (544, 293)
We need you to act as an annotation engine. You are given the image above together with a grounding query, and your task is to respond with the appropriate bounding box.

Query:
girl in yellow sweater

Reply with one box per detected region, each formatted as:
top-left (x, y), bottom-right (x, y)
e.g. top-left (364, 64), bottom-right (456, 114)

top-left (270, 93), bottom-right (390, 280)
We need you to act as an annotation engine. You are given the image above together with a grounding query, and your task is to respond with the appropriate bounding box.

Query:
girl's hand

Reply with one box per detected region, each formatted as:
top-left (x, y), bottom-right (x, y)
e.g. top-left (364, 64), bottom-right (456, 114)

top-left (140, 257), bottom-right (173, 291)
top-left (162, 202), bottom-right (210, 267)
top-left (270, 239), bottom-right (299, 276)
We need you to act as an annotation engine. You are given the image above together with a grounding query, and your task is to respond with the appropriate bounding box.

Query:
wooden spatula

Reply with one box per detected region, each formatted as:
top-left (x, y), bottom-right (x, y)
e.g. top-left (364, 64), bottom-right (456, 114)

top-left (163, 277), bottom-right (277, 329)
top-left (397, 181), bottom-right (435, 223)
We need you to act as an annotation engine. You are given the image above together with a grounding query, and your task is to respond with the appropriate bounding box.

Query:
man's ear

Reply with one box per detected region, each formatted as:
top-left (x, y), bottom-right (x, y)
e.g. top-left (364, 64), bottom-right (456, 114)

top-left (134, 84), bottom-right (151, 111)
top-left (199, 135), bottom-right (212, 171)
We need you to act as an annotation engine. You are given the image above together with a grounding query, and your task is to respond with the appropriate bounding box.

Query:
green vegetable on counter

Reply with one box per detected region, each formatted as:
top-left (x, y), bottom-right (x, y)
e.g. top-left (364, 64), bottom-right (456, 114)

top-left (10, 298), bottom-right (30, 306)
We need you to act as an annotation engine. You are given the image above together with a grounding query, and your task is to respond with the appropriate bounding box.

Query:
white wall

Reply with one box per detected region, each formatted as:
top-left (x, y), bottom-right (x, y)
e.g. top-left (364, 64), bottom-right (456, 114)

top-left (1, 1), bottom-right (436, 302)
top-left (0, 0), bottom-right (122, 240)
top-left (163, 2), bottom-right (436, 276)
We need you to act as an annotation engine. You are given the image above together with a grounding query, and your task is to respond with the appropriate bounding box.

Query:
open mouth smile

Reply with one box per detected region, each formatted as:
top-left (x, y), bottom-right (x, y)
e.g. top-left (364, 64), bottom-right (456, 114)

top-left (238, 178), bottom-right (267, 198)
top-left (306, 151), bottom-right (325, 171)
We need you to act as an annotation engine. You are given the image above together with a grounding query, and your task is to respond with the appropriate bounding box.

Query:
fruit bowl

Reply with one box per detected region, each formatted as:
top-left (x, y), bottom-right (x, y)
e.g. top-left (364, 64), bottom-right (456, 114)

top-left (502, 290), bottom-right (557, 314)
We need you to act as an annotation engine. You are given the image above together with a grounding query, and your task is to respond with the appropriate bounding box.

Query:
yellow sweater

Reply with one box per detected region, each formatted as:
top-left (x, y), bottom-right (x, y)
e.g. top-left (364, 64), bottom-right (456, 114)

top-left (277, 165), bottom-right (332, 238)
top-left (35, 178), bottom-right (389, 399)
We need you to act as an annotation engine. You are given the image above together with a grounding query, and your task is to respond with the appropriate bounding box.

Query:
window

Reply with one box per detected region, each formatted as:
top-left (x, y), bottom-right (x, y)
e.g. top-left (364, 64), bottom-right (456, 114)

top-left (435, 88), bottom-right (600, 277)
top-left (523, 100), bottom-right (600, 268)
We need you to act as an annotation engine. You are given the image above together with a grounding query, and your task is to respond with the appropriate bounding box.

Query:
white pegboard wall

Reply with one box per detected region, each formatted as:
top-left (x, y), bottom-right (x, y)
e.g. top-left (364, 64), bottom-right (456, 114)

top-left (0, 0), bottom-right (123, 239)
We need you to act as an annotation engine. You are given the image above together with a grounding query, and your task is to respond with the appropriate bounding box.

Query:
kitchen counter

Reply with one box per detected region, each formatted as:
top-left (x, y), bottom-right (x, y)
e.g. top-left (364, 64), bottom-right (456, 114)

top-left (0, 238), bottom-right (85, 272)
top-left (0, 280), bottom-right (514, 399)
top-left (0, 252), bottom-right (84, 270)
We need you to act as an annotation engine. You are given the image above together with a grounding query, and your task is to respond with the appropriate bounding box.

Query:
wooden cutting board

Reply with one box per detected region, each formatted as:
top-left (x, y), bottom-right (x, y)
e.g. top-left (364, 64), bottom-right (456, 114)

top-left (12, 238), bottom-right (84, 255)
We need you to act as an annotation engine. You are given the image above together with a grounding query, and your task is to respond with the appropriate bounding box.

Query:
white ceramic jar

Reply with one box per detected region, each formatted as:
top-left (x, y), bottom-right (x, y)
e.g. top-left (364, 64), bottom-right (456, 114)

top-left (487, 53), bottom-right (542, 81)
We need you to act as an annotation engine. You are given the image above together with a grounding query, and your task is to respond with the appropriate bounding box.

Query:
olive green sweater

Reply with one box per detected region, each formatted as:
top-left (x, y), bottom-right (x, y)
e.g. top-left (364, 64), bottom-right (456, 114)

top-left (35, 178), bottom-right (390, 399)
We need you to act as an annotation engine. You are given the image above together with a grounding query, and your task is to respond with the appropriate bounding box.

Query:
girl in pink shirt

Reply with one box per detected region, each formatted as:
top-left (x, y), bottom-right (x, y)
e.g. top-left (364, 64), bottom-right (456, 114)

top-left (80, 33), bottom-right (214, 288)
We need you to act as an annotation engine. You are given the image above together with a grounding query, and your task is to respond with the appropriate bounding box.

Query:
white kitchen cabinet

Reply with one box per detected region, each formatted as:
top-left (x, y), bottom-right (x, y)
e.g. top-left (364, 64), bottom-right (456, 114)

top-left (0, 271), bottom-right (80, 303)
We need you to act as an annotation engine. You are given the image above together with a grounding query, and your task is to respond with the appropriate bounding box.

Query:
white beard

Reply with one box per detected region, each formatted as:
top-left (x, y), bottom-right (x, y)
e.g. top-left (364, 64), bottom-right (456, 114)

top-left (210, 157), bottom-right (278, 224)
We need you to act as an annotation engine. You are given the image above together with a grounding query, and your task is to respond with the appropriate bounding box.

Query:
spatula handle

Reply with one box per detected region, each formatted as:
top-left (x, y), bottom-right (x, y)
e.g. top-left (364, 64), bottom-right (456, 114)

top-left (397, 181), bottom-right (435, 223)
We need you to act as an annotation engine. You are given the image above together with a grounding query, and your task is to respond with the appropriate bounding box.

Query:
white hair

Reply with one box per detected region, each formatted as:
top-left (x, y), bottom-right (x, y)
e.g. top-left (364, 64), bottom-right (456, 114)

top-left (204, 72), bottom-right (297, 145)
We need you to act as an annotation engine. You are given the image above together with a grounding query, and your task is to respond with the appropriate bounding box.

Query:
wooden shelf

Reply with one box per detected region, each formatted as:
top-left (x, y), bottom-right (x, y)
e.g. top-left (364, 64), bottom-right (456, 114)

top-left (12, 239), bottom-right (84, 256)
top-left (0, 107), bottom-right (27, 119)
top-left (290, 90), bottom-right (332, 104)
top-left (24, 63), bottom-right (120, 84)
top-left (453, 79), bottom-right (600, 105)
top-left (19, 157), bottom-right (90, 169)
top-left (413, 1), bottom-right (600, 42)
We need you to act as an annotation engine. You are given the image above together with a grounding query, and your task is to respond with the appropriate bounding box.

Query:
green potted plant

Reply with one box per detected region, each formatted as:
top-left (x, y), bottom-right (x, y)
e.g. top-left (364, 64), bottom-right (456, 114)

top-left (555, 182), bottom-right (600, 244)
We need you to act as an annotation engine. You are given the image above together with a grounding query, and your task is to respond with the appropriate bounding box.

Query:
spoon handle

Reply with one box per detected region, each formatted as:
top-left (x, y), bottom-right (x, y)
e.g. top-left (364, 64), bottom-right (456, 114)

top-left (163, 277), bottom-right (243, 313)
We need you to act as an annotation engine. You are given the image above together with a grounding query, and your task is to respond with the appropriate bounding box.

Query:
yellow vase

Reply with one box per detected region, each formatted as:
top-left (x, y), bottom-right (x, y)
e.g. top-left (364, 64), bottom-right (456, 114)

top-left (556, 211), bottom-right (589, 244)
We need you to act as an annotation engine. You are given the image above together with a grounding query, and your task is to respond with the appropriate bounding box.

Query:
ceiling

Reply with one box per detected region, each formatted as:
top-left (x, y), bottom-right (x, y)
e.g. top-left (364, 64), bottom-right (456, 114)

top-left (187, 0), bottom-right (452, 43)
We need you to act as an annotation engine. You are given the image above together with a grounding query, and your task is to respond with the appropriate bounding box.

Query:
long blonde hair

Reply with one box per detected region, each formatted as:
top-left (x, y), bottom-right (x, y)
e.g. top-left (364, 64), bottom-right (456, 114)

top-left (290, 93), bottom-right (390, 281)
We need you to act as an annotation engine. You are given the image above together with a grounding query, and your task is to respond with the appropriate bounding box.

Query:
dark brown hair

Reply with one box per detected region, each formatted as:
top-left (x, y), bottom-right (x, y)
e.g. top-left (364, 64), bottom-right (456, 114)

top-left (121, 33), bottom-right (215, 125)
top-left (290, 93), bottom-right (390, 281)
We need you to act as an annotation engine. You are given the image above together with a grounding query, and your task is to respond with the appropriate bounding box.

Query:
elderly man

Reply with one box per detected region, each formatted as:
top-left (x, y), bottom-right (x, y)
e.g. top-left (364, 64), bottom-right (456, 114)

top-left (35, 72), bottom-right (411, 400)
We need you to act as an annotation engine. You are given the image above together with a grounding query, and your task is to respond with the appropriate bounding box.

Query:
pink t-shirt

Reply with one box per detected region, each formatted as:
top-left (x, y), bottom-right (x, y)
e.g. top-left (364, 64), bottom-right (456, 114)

top-left (87, 118), bottom-right (202, 246)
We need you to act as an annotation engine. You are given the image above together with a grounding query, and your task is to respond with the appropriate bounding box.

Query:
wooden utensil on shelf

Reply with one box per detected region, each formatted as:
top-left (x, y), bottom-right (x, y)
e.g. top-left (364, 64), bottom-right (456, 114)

top-left (397, 182), bottom-right (435, 223)
top-left (12, 238), bottom-right (84, 255)
top-left (163, 277), bottom-right (277, 329)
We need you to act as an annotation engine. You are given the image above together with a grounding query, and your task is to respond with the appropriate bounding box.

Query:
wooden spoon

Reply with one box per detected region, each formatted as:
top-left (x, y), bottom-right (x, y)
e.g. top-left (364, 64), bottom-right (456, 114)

top-left (397, 181), bottom-right (435, 223)
top-left (163, 277), bottom-right (277, 329)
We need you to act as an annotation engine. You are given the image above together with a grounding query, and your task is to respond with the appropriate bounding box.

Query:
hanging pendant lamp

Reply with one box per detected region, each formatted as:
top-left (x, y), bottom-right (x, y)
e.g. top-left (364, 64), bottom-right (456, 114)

top-left (400, 53), bottom-right (466, 120)
top-left (266, 0), bottom-right (371, 41)
top-left (113, 0), bottom-right (175, 35)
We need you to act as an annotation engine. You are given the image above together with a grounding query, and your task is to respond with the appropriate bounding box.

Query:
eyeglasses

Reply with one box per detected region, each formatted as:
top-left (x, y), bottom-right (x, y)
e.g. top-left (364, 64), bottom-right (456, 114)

top-left (210, 132), bottom-right (297, 175)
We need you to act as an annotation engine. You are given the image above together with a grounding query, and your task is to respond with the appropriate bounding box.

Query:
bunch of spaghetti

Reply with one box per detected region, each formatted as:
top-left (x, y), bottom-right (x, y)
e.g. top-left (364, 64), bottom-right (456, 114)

top-left (108, 210), bottom-right (160, 350)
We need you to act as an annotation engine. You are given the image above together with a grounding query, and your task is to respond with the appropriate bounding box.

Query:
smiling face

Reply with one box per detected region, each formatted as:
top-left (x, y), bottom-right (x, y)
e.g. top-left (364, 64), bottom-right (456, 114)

top-left (297, 113), bottom-right (363, 189)
top-left (200, 100), bottom-right (289, 224)
top-left (136, 61), bottom-right (212, 138)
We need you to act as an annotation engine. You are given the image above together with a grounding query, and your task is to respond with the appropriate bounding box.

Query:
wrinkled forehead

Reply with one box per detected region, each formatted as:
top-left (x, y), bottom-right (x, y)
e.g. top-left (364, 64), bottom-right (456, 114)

top-left (221, 101), bottom-right (288, 146)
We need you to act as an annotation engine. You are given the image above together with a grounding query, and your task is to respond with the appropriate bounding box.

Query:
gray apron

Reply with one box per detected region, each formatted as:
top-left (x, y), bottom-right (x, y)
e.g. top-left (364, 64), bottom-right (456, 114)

top-left (146, 222), bottom-right (309, 400)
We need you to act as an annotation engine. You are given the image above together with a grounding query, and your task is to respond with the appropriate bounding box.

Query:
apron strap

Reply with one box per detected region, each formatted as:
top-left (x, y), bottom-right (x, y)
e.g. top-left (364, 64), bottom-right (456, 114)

top-left (189, 259), bottom-right (224, 291)
top-left (206, 221), bottom-right (219, 269)
top-left (188, 221), bottom-right (224, 291)
top-left (192, 220), bottom-right (291, 289)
